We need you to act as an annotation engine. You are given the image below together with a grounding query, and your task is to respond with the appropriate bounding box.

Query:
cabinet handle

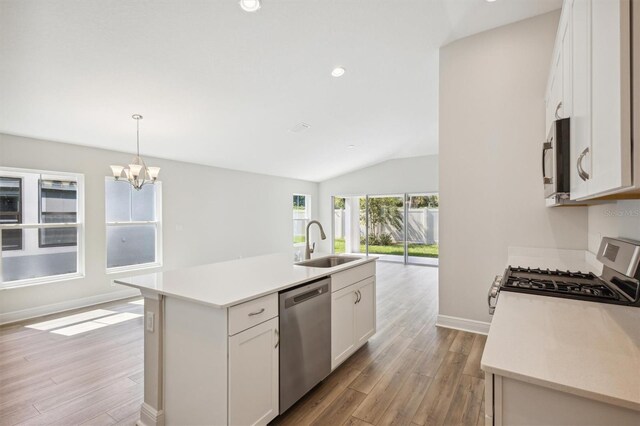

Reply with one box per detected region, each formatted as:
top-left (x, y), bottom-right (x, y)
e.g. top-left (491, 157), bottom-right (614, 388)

top-left (542, 140), bottom-right (553, 185)
top-left (554, 101), bottom-right (563, 120)
top-left (356, 290), bottom-right (362, 304)
top-left (274, 328), bottom-right (279, 349)
top-left (248, 308), bottom-right (265, 317)
top-left (577, 147), bottom-right (590, 181)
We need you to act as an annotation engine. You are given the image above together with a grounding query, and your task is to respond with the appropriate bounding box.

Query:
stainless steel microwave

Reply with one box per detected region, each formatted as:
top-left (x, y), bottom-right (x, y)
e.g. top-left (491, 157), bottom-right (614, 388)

top-left (543, 117), bottom-right (570, 201)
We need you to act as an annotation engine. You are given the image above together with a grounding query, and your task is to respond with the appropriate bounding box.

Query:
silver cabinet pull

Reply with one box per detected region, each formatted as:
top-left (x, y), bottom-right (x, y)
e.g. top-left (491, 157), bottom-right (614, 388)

top-left (577, 147), bottom-right (590, 181)
top-left (555, 101), bottom-right (563, 119)
top-left (542, 140), bottom-right (553, 185)
top-left (357, 290), bottom-right (362, 304)
top-left (248, 308), bottom-right (265, 317)
top-left (274, 328), bottom-right (279, 349)
top-left (354, 291), bottom-right (358, 304)
top-left (487, 275), bottom-right (502, 315)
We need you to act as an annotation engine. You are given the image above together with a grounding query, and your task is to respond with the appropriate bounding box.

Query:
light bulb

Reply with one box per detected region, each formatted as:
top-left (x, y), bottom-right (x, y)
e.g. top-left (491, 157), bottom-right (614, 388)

top-left (147, 167), bottom-right (161, 180)
top-left (110, 165), bottom-right (124, 179)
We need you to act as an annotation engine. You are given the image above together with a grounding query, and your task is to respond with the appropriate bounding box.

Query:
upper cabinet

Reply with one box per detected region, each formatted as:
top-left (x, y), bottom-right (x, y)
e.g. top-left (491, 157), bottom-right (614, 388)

top-left (545, 0), bottom-right (634, 202)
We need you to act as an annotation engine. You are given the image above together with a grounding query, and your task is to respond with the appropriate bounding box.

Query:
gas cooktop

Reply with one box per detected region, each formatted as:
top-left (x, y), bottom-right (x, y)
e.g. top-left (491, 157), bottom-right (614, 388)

top-left (501, 266), bottom-right (627, 304)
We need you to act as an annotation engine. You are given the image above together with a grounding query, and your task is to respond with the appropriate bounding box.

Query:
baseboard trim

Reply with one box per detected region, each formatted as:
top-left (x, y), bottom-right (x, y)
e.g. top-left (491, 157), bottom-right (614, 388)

top-left (436, 314), bottom-right (491, 335)
top-left (137, 403), bottom-right (165, 426)
top-left (0, 288), bottom-right (141, 325)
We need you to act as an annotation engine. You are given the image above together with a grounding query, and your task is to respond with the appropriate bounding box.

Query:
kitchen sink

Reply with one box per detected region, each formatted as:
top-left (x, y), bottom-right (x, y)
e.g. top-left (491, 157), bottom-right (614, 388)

top-left (297, 255), bottom-right (361, 268)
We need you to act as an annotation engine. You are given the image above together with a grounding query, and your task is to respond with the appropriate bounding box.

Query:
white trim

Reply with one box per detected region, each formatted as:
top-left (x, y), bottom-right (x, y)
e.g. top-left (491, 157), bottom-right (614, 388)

top-left (106, 262), bottom-right (162, 275)
top-left (0, 287), bottom-right (140, 325)
top-left (137, 402), bottom-right (165, 426)
top-left (0, 271), bottom-right (84, 290)
top-left (436, 314), bottom-right (491, 335)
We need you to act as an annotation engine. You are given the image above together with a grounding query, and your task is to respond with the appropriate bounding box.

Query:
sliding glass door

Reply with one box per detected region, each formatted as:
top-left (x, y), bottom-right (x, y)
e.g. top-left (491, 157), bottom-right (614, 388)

top-left (406, 193), bottom-right (439, 266)
top-left (331, 193), bottom-right (439, 266)
top-left (366, 195), bottom-right (405, 263)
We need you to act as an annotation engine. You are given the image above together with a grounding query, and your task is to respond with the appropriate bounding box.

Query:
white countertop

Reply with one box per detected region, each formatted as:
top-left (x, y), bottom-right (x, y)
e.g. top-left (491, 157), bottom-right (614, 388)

top-left (481, 248), bottom-right (640, 411)
top-left (114, 253), bottom-right (377, 308)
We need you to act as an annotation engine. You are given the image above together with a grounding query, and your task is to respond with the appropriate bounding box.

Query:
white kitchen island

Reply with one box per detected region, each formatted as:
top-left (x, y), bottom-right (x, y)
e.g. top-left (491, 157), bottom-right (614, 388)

top-left (114, 253), bottom-right (378, 426)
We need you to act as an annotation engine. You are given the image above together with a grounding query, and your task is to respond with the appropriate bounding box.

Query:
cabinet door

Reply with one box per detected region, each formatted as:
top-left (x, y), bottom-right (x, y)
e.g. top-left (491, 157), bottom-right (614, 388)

top-left (354, 277), bottom-right (376, 346)
top-left (570, 0), bottom-right (592, 200)
top-left (331, 286), bottom-right (357, 370)
top-left (561, 6), bottom-right (573, 118)
top-left (588, 0), bottom-right (632, 196)
top-left (229, 317), bottom-right (279, 426)
top-left (546, 53), bottom-right (563, 135)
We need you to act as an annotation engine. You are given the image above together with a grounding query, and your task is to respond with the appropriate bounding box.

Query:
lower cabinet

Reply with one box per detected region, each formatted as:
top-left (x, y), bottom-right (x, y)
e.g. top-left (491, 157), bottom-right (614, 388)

top-left (228, 317), bottom-right (279, 426)
top-left (331, 276), bottom-right (376, 370)
top-left (485, 373), bottom-right (640, 426)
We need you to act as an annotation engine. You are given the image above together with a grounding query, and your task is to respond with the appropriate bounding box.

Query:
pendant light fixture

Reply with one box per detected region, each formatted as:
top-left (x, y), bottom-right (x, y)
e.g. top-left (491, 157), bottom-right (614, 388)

top-left (110, 114), bottom-right (160, 190)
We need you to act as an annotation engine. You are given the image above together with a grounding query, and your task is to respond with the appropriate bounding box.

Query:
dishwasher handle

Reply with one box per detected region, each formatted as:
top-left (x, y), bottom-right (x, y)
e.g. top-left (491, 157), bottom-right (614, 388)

top-left (284, 283), bottom-right (329, 309)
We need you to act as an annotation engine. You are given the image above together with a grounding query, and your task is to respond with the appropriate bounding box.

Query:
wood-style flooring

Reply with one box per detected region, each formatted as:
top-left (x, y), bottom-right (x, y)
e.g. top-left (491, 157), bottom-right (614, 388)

top-left (0, 262), bottom-right (486, 426)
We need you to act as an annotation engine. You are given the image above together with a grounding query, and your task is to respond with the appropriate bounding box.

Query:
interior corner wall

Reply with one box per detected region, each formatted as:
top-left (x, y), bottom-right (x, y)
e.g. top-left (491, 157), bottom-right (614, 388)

top-left (0, 133), bottom-right (318, 324)
top-left (316, 155), bottom-right (439, 252)
top-left (438, 11), bottom-right (588, 325)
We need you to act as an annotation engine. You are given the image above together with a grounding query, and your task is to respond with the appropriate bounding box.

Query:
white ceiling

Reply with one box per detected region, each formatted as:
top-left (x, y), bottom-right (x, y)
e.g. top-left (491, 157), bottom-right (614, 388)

top-left (0, 0), bottom-right (561, 182)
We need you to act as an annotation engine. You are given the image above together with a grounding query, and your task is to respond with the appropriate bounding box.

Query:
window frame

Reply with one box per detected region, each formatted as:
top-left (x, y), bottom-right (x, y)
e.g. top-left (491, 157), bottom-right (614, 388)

top-left (0, 176), bottom-right (23, 251)
top-left (293, 193), bottom-right (311, 248)
top-left (105, 177), bottom-right (163, 274)
top-left (0, 167), bottom-right (85, 289)
top-left (38, 179), bottom-right (79, 248)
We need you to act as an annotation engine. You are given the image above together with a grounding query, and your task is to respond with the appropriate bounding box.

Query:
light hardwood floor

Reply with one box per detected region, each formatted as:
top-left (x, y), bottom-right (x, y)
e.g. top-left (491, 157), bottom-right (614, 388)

top-left (0, 262), bottom-right (486, 426)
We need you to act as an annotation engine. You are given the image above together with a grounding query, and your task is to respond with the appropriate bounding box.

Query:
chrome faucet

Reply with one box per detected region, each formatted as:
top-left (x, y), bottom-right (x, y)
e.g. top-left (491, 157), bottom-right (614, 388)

top-left (305, 220), bottom-right (327, 260)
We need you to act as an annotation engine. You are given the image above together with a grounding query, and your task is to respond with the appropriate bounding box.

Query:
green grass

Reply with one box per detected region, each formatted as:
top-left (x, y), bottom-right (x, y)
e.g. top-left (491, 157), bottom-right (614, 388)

top-left (293, 235), bottom-right (305, 244)
top-left (333, 238), bottom-right (438, 258)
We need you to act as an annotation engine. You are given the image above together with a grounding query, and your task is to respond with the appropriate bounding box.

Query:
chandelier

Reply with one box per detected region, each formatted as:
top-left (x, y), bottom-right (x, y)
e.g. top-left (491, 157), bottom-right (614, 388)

top-left (110, 114), bottom-right (160, 190)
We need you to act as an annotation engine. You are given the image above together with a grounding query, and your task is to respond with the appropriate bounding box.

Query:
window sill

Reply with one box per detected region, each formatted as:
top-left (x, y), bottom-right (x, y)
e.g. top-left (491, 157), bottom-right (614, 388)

top-left (106, 262), bottom-right (162, 275)
top-left (0, 272), bottom-right (85, 290)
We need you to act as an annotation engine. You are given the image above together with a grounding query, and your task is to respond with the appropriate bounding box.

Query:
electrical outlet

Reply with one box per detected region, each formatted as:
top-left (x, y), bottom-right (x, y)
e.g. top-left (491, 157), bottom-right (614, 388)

top-left (146, 312), bottom-right (154, 332)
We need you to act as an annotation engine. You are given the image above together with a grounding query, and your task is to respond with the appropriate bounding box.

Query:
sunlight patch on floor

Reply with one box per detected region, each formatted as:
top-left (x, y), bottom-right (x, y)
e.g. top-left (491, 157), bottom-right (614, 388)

top-left (26, 309), bottom-right (116, 330)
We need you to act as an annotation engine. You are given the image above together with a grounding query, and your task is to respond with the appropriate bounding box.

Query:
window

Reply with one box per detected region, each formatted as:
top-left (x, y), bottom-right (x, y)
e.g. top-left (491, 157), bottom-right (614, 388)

top-left (39, 179), bottom-right (78, 247)
top-left (0, 169), bottom-right (84, 287)
top-left (105, 179), bottom-right (162, 271)
top-left (0, 177), bottom-right (22, 251)
top-left (293, 194), bottom-right (311, 245)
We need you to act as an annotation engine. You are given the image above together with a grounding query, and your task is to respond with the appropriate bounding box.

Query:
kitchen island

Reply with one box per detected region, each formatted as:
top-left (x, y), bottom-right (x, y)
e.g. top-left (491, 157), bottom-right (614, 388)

top-left (481, 248), bottom-right (640, 425)
top-left (114, 253), bottom-right (378, 426)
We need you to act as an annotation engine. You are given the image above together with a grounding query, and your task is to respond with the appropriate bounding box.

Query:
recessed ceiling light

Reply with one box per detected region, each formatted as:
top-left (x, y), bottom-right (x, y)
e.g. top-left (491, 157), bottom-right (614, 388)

top-left (239, 0), bottom-right (261, 12)
top-left (486, 0), bottom-right (497, 2)
top-left (347, 144), bottom-right (355, 149)
top-left (331, 67), bottom-right (346, 77)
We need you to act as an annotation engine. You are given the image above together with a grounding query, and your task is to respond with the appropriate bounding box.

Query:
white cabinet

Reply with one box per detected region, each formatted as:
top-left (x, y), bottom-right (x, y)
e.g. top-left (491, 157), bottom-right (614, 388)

top-left (228, 317), bottom-right (279, 426)
top-left (331, 276), bottom-right (376, 370)
top-left (354, 278), bottom-right (376, 346)
top-left (570, 0), bottom-right (592, 199)
top-left (485, 373), bottom-right (640, 425)
top-left (547, 0), bottom-right (633, 202)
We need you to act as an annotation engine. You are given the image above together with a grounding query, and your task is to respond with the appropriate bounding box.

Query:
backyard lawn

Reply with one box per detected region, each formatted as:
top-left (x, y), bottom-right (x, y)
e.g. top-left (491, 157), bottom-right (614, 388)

top-left (333, 238), bottom-right (439, 258)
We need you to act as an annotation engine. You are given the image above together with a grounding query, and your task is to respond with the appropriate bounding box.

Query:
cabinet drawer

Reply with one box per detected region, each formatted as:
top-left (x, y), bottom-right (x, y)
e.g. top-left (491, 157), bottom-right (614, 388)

top-left (331, 262), bottom-right (375, 293)
top-left (229, 293), bottom-right (278, 336)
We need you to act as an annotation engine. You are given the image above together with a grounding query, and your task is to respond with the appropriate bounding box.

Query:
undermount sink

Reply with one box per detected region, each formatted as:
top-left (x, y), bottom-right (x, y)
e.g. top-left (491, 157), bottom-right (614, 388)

top-left (297, 255), bottom-right (361, 268)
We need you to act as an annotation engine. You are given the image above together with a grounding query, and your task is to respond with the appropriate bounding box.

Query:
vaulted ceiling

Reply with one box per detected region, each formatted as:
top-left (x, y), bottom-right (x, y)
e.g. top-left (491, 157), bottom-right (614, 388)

top-left (0, 0), bottom-right (561, 181)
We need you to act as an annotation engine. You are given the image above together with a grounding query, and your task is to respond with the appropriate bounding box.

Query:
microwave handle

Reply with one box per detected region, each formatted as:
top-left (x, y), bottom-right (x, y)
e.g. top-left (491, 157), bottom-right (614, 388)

top-left (542, 140), bottom-right (553, 184)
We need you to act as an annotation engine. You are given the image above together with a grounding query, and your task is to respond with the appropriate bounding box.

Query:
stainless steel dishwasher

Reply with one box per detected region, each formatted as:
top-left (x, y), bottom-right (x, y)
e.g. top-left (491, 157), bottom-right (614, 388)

top-left (279, 277), bottom-right (331, 414)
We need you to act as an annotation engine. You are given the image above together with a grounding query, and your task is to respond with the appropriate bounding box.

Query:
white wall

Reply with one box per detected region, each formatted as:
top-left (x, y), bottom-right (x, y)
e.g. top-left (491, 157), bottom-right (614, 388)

top-left (317, 155), bottom-right (438, 252)
top-left (587, 201), bottom-right (640, 253)
top-left (0, 133), bottom-right (318, 323)
top-left (438, 11), bottom-right (588, 325)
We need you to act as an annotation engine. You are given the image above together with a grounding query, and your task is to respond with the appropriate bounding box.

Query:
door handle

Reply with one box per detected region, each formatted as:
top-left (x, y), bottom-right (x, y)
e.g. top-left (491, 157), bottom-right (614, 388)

top-left (577, 147), bottom-right (590, 181)
top-left (542, 141), bottom-right (553, 185)
top-left (248, 308), bottom-right (265, 317)
top-left (274, 328), bottom-right (279, 349)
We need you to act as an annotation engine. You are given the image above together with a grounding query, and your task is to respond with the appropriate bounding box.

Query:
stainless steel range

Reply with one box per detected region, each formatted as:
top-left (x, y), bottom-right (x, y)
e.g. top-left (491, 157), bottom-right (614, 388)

top-left (488, 237), bottom-right (640, 314)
